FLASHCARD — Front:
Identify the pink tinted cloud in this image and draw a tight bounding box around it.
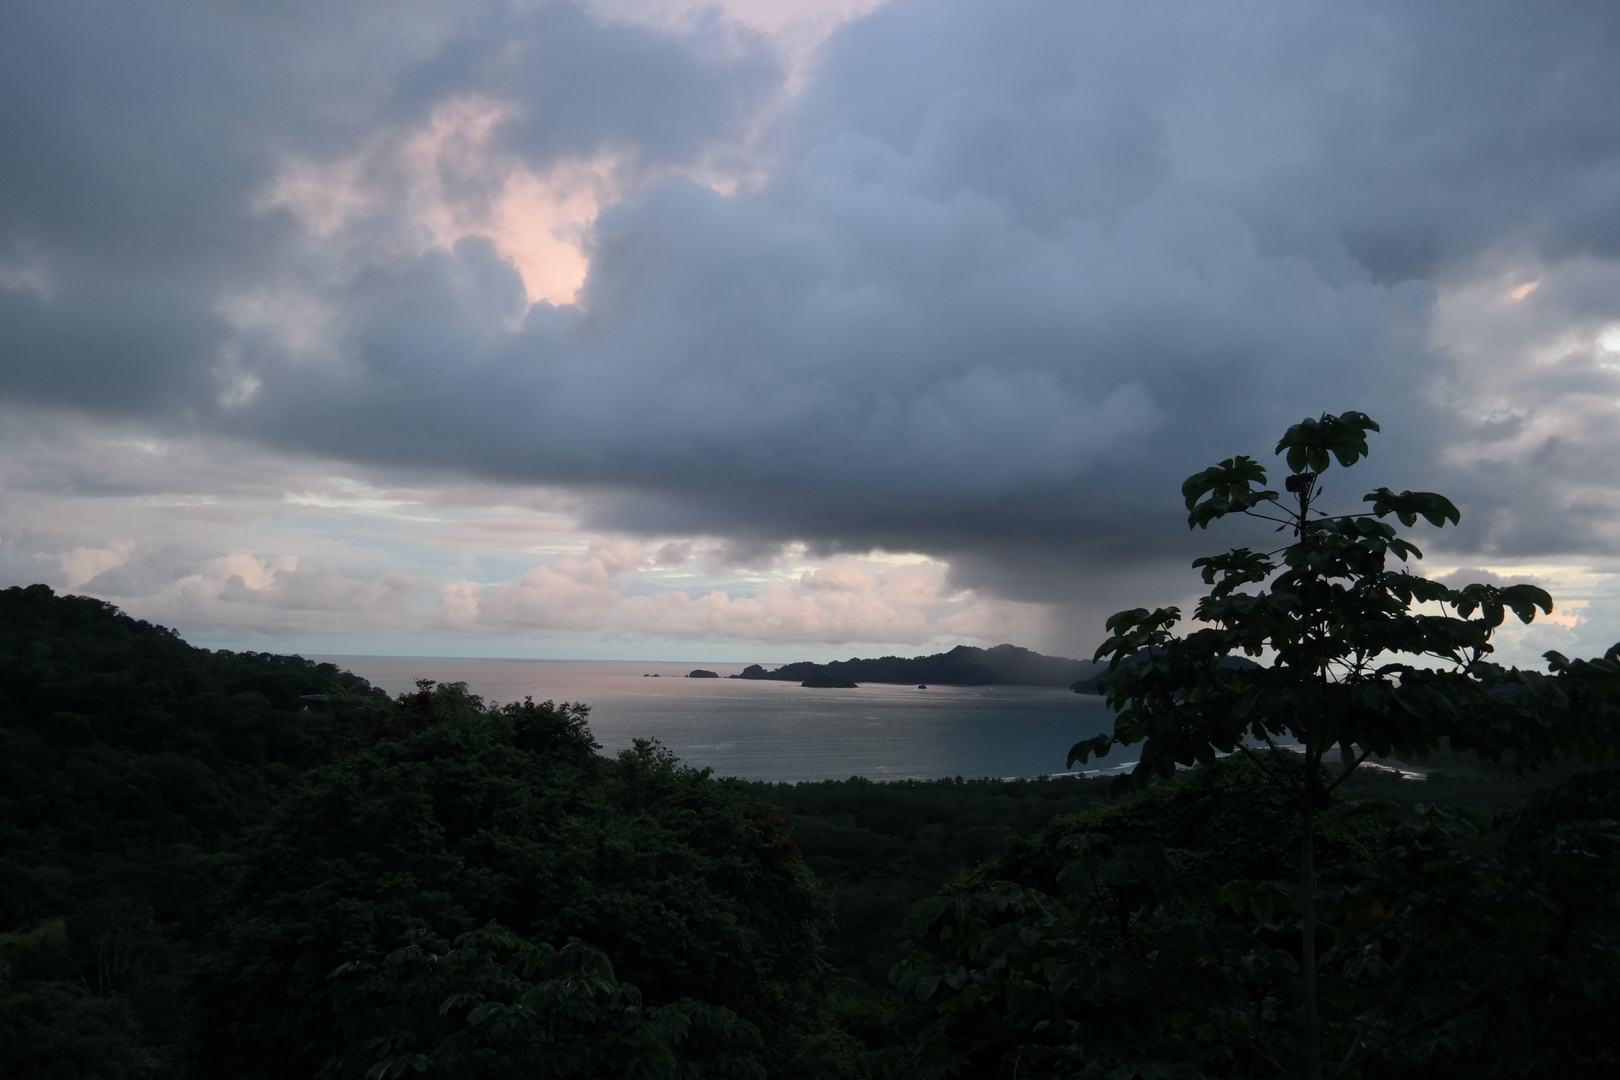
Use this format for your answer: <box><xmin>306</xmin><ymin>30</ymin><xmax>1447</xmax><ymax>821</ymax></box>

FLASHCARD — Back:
<box><xmin>441</xmin><ymin>551</ymin><xmax>1043</xmax><ymax>644</ymax></box>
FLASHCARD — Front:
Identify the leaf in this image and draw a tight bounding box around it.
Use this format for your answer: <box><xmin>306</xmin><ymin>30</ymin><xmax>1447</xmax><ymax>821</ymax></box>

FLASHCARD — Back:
<box><xmin>1500</xmin><ymin>583</ymin><xmax>1555</xmax><ymax>624</ymax></box>
<box><xmin>1275</xmin><ymin>411</ymin><xmax>1380</xmax><ymax>473</ymax></box>
<box><xmin>1182</xmin><ymin>456</ymin><xmax>1279</xmax><ymax>528</ymax></box>
<box><xmin>1182</xmin><ymin>456</ymin><xmax>1268</xmax><ymax>509</ymax></box>
<box><xmin>1364</xmin><ymin>488</ymin><xmax>1461</xmax><ymax>527</ymax></box>
<box><xmin>1068</xmin><ymin>734</ymin><xmax>1114</xmax><ymax>768</ymax></box>
<box><xmin>1452</xmin><ymin>582</ymin><xmax>1553</xmax><ymax>628</ymax></box>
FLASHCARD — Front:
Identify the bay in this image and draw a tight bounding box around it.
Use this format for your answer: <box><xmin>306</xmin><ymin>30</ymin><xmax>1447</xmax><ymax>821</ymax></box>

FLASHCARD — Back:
<box><xmin>317</xmin><ymin>656</ymin><xmax>1130</xmax><ymax>783</ymax></box>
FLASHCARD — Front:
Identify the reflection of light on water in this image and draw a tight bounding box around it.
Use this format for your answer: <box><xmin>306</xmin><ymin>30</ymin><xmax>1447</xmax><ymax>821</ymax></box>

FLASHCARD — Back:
<box><xmin>1004</xmin><ymin>761</ymin><xmax>1139</xmax><ymax>782</ymax></box>
<box><xmin>1357</xmin><ymin>761</ymin><xmax>1427</xmax><ymax>781</ymax></box>
<box><xmin>1272</xmin><ymin>741</ymin><xmax>1427</xmax><ymax>780</ymax></box>
<box><xmin>318</xmin><ymin>656</ymin><xmax>1116</xmax><ymax>782</ymax></box>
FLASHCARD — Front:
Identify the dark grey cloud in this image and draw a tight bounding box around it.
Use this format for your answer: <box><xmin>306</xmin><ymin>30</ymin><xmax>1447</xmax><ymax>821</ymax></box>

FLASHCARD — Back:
<box><xmin>0</xmin><ymin>0</ymin><xmax>779</xmax><ymax>408</ymax></box>
<box><xmin>4</xmin><ymin>0</ymin><xmax>1620</xmax><ymax>649</ymax></box>
<box><xmin>1241</xmin><ymin>1</ymin><xmax>1620</xmax><ymax>277</ymax></box>
<box><xmin>387</xmin><ymin>2</ymin><xmax>778</xmax><ymax>168</ymax></box>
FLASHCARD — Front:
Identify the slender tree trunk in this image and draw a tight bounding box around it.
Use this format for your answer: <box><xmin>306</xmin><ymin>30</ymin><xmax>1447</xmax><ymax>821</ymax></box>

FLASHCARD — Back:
<box><xmin>1293</xmin><ymin>477</ymin><xmax>1325</xmax><ymax>1080</ymax></box>
<box><xmin>1301</xmin><ymin>746</ymin><xmax>1323</xmax><ymax>1080</ymax></box>
<box><xmin>1276</xmin><ymin>475</ymin><xmax>1328</xmax><ymax>1080</ymax></box>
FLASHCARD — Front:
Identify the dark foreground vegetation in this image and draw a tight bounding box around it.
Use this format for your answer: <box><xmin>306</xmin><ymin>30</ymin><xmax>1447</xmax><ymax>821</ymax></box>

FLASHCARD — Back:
<box><xmin>1</xmin><ymin>584</ymin><xmax>1617</xmax><ymax>1079</ymax></box>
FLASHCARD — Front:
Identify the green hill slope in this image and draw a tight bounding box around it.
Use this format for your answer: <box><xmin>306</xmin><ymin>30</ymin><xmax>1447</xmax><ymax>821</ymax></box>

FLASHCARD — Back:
<box><xmin>0</xmin><ymin>585</ymin><xmax>387</xmax><ymax>1076</ymax></box>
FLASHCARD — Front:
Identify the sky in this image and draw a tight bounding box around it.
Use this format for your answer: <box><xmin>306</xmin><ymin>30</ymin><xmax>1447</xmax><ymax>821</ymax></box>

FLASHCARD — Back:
<box><xmin>2</xmin><ymin>0</ymin><xmax>1619</xmax><ymax>665</ymax></box>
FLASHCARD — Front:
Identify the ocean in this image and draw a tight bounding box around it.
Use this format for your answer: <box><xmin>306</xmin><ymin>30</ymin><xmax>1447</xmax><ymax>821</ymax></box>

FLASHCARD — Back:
<box><xmin>317</xmin><ymin>656</ymin><xmax>1130</xmax><ymax>784</ymax></box>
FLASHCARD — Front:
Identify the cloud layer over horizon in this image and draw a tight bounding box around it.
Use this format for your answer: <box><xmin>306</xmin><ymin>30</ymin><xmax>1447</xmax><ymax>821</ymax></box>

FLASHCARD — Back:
<box><xmin>3</xmin><ymin>0</ymin><xmax>1619</xmax><ymax>661</ymax></box>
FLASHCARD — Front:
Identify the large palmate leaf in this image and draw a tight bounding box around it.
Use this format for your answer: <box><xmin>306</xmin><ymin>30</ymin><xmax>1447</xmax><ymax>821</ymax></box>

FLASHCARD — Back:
<box><xmin>1182</xmin><ymin>456</ymin><xmax>1279</xmax><ymax>528</ymax></box>
<box><xmin>1274</xmin><ymin>411</ymin><xmax>1379</xmax><ymax>474</ymax></box>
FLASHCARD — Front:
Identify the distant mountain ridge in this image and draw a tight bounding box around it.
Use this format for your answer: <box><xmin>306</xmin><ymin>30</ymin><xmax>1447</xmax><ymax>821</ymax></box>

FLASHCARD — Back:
<box><xmin>732</xmin><ymin>644</ymin><xmax>1103</xmax><ymax>688</ymax></box>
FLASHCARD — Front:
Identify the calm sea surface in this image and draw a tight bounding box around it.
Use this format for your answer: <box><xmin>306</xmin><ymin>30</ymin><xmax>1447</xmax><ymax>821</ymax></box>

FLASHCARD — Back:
<box><xmin>317</xmin><ymin>657</ymin><xmax>1130</xmax><ymax>783</ymax></box>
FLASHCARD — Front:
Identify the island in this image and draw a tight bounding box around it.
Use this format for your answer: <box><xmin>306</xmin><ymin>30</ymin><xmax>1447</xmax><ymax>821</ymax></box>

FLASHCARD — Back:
<box><xmin>687</xmin><ymin>669</ymin><xmax>720</xmax><ymax>678</ymax></box>
<box><xmin>800</xmin><ymin>672</ymin><xmax>859</xmax><ymax>688</ymax></box>
<box><xmin>730</xmin><ymin>643</ymin><xmax>1103</xmax><ymax>688</ymax></box>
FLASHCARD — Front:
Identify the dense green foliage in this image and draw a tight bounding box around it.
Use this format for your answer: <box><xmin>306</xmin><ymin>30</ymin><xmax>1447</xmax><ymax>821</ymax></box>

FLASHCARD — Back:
<box><xmin>0</xmin><ymin>584</ymin><xmax>386</xmax><ymax>1078</ymax></box>
<box><xmin>0</xmin><ymin>588</ymin><xmax>863</xmax><ymax>1079</ymax></box>
<box><xmin>746</xmin><ymin>778</ymin><xmax>1114</xmax><ymax>987</ymax></box>
<box><xmin>0</xmin><ymin>583</ymin><xmax>380</xmax><ymax>922</ymax></box>
<box><xmin>4</xmin><ymin>577</ymin><xmax>1620</xmax><ymax>1080</ymax></box>
<box><xmin>193</xmin><ymin>682</ymin><xmax>838</xmax><ymax>1079</ymax></box>
<box><xmin>887</xmin><ymin>754</ymin><xmax>1620</xmax><ymax>1079</ymax></box>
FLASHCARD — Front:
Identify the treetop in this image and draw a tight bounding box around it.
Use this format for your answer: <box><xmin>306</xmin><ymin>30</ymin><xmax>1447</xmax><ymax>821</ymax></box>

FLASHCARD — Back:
<box><xmin>1274</xmin><ymin>410</ymin><xmax>1380</xmax><ymax>474</ymax></box>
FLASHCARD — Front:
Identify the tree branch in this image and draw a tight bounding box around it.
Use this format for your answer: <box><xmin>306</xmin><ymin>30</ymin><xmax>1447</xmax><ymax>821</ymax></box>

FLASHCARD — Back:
<box><xmin>1333</xmin><ymin>983</ymin><xmax>1494</xmax><ymax>1077</ymax></box>
<box><xmin>1323</xmin><ymin>748</ymin><xmax>1373</xmax><ymax>795</ymax></box>
<box><xmin>1326</xmin><ymin>925</ymin><xmax>1441</xmax><ymax>1076</ymax></box>
<box><xmin>1254</xmin><ymin>730</ymin><xmax>1305</xmax><ymax>799</ymax></box>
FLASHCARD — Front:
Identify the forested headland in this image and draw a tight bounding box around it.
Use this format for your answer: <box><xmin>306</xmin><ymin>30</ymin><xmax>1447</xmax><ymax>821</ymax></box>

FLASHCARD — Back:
<box><xmin>733</xmin><ymin>644</ymin><xmax>1101</xmax><ymax>688</ymax></box>
<box><xmin>2</xmin><ymin>580</ymin><xmax>1618</xmax><ymax>1079</ymax></box>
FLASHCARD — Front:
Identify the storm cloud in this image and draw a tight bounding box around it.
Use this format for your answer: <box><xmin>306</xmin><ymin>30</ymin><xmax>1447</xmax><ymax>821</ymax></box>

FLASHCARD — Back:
<box><xmin>3</xmin><ymin>0</ymin><xmax>1619</xmax><ymax>653</ymax></box>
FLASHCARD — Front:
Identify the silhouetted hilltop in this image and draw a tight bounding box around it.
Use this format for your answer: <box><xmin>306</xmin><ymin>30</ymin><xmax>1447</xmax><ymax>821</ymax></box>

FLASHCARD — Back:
<box><xmin>732</xmin><ymin>643</ymin><xmax>1102</xmax><ymax>688</ymax></box>
<box><xmin>0</xmin><ymin>584</ymin><xmax>388</xmax><ymax>870</ymax></box>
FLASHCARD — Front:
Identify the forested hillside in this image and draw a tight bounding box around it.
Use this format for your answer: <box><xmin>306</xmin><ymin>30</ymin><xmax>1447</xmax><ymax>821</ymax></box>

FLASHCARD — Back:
<box><xmin>0</xmin><ymin>585</ymin><xmax>386</xmax><ymax>1076</ymax></box>
<box><xmin>0</xmin><ymin>587</ymin><xmax>850</xmax><ymax>1078</ymax></box>
<box><xmin>886</xmin><ymin>754</ymin><xmax>1620</xmax><ymax>1078</ymax></box>
<box><xmin>4</xmin><ymin>584</ymin><xmax>1620</xmax><ymax>1079</ymax></box>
